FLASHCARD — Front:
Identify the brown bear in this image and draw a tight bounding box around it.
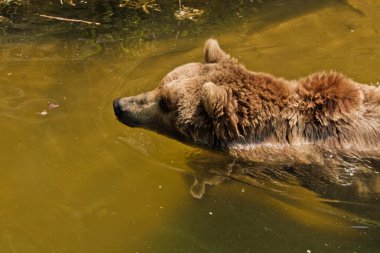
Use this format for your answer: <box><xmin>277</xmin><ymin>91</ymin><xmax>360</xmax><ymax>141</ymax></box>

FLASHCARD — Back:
<box><xmin>113</xmin><ymin>39</ymin><xmax>380</xmax><ymax>163</ymax></box>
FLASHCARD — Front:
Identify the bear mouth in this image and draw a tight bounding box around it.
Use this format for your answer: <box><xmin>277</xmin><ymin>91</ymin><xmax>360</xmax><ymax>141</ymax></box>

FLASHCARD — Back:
<box><xmin>114</xmin><ymin>112</ymin><xmax>140</xmax><ymax>128</ymax></box>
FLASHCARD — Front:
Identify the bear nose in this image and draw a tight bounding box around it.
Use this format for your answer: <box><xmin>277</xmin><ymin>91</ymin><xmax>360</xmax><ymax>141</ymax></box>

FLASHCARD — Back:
<box><xmin>113</xmin><ymin>99</ymin><xmax>123</xmax><ymax>116</ymax></box>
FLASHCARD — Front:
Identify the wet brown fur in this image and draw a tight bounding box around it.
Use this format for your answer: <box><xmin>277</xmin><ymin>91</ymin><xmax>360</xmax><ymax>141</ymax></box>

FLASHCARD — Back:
<box><xmin>115</xmin><ymin>39</ymin><xmax>380</xmax><ymax>156</ymax></box>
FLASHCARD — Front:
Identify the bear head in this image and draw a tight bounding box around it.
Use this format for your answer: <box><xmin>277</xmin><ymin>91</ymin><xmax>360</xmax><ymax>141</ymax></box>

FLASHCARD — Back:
<box><xmin>113</xmin><ymin>39</ymin><xmax>243</xmax><ymax>149</ymax></box>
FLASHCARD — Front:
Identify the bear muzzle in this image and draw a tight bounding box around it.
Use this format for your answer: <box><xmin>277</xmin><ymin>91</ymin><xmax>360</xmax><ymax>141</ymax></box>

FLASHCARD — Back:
<box><xmin>113</xmin><ymin>93</ymin><xmax>158</xmax><ymax>128</ymax></box>
<box><xmin>113</xmin><ymin>98</ymin><xmax>139</xmax><ymax>127</ymax></box>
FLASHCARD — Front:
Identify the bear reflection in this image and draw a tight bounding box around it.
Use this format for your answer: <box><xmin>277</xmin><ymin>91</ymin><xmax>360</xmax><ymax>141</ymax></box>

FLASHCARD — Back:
<box><xmin>186</xmin><ymin>151</ymin><xmax>380</xmax><ymax>200</ymax></box>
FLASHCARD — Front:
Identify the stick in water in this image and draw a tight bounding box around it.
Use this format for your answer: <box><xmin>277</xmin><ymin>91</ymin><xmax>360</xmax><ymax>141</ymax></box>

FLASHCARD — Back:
<box><xmin>39</xmin><ymin>14</ymin><xmax>100</xmax><ymax>25</ymax></box>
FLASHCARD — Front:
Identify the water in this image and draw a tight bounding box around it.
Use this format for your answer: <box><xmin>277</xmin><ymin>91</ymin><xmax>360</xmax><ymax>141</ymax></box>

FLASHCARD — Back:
<box><xmin>0</xmin><ymin>0</ymin><xmax>379</xmax><ymax>252</ymax></box>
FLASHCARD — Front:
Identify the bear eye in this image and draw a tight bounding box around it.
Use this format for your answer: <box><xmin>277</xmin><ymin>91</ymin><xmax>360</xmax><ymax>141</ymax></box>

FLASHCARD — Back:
<box><xmin>159</xmin><ymin>97</ymin><xmax>171</xmax><ymax>113</ymax></box>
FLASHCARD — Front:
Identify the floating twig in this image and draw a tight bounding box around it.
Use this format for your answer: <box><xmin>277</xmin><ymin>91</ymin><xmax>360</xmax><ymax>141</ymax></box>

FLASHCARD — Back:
<box><xmin>39</xmin><ymin>14</ymin><xmax>100</xmax><ymax>25</ymax></box>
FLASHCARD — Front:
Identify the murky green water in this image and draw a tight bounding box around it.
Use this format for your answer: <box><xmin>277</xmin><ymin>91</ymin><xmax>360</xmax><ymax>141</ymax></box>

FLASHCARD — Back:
<box><xmin>0</xmin><ymin>1</ymin><xmax>379</xmax><ymax>252</ymax></box>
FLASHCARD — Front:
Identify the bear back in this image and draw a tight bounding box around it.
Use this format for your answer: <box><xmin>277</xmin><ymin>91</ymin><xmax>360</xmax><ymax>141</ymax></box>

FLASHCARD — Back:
<box><xmin>297</xmin><ymin>71</ymin><xmax>363</xmax><ymax>122</ymax></box>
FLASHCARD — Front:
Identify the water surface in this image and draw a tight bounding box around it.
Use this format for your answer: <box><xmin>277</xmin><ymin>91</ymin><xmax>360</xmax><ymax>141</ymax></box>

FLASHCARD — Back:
<box><xmin>0</xmin><ymin>1</ymin><xmax>379</xmax><ymax>252</ymax></box>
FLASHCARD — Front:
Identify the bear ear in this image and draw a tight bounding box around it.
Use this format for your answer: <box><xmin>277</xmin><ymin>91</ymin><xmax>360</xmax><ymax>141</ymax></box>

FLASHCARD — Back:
<box><xmin>204</xmin><ymin>39</ymin><xmax>231</xmax><ymax>63</ymax></box>
<box><xmin>201</xmin><ymin>82</ymin><xmax>228</xmax><ymax>118</ymax></box>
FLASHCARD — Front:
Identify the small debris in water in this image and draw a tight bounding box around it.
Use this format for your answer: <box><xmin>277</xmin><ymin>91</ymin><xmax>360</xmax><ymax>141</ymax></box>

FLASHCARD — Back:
<box><xmin>209</xmin><ymin>211</ymin><xmax>213</xmax><ymax>215</ymax></box>
<box><xmin>241</xmin><ymin>188</ymin><xmax>245</xmax><ymax>193</ymax></box>
<box><xmin>48</xmin><ymin>102</ymin><xmax>59</xmax><ymax>109</ymax></box>
<box><xmin>175</xmin><ymin>5</ymin><xmax>204</xmax><ymax>21</ymax></box>
<box><xmin>37</xmin><ymin>110</ymin><xmax>48</xmax><ymax>116</ymax></box>
<box><xmin>37</xmin><ymin>102</ymin><xmax>59</xmax><ymax>116</ymax></box>
<box><xmin>306</xmin><ymin>250</ymin><xmax>311</xmax><ymax>253</ymax></box>
<box><xmin>158</xmin><ymin>185</ymin><xmax>162</xmax><ymax>189</ymax></box>
<box><xmin>7</xmin><ymin>72</ymin><xmax>12</xmax><ymax>76</ymax></box>
<box><xmin>350</xmin><ymin>225</ymin><xmax>369</xmax><ymax>229</ymax></box>
<box><xmin>119</xmin><ymin>0</ymin><xmax>161</xmax><ymax>14</ymax></box>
